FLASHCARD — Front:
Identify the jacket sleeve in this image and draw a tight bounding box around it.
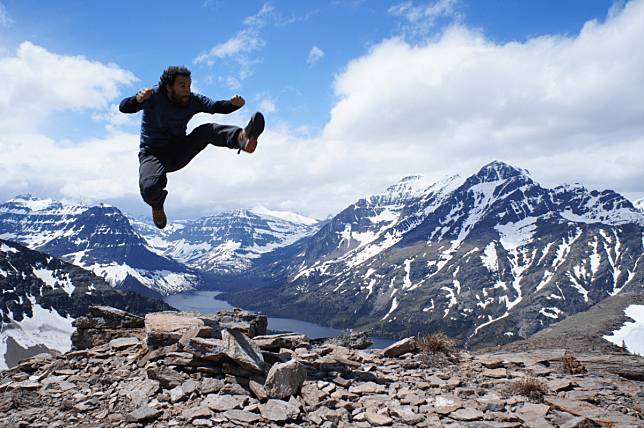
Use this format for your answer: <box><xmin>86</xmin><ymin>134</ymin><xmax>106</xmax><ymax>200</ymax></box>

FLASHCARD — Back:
<box><xmin>195</xmin><ymin>94</ymin><xmax>242</xmax><ymax>115</ymax></box>
<box><xmin>119</xmin><ymin>95</ymin><xmax>144</xmax><ymax>113</ymax></box>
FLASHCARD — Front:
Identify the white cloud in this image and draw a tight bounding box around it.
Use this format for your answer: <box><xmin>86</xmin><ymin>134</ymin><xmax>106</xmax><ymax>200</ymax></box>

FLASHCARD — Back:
<box><xmin>0</xmin><ymin>2</ymin><xmax>12</xmax><ymax>27</ymax></box>
<box><xmin>307</xmin><ymin>46</ymin><xmax>325</xmax><ymax>65</ymax></box>
<box><xmin>0</xmin><ymin>41</ymin><xmax>136</xmax><ymax>132</ymax></box>
<box><xmin>92</xmin><ymin>103</ymin><xmax>139</xmax><ymax>133</ymax></box>
<box><xmin>318</xmin><ymin>0</ymin><xmax>644</xmax><ymax>205</ymax></box>
<box><xmin>3</xmin><ymin>2</ymin><xmax>644</xmax><ymax>220</ymax></box>
<box><xmin>0</xmin><ymin>131</ymin><xmax>140</xmax><ymax>202</ymax></box>
<box><xmin>0</xmin><ymin>42</ymin><xmax>143</xmax><ymax>212</ymax></box>
<box><xmin>389</xmin><ymin>0</ymin><xmax>461</xmax><ymax>37</ymax></box>
<box><xmin>195</xmin><ymin>4</ymin><xmax>276</xmax><ymax>84</ymax></box>
<box><xmin>259</xmin><ymin>98</ymin><xmax>277</xmax><ymax>113</ymax></box>
<box><xmin>195</xmin><ymin>29</ymin><xmax>266</xmax><ymax>63</ymax></box>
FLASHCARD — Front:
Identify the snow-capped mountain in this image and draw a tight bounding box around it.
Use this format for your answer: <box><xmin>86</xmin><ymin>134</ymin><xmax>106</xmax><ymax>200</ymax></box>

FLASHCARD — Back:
<box><xmin>130</xmin><ymin>206</ymin><xmax>320</xmax><ymax>274</ymax></box>
<box><xmin>223</xmin><ymin>161</ymin><xmax>644</xmax><ymax>348</ymax></box>
<box><xmin>0</xmin><ymin>239</ymin><xmax>170</xmax><ymax>370</ymax></box>
<box><xmin>0</xmin><ymin>195</ymin><xmax>200</xmax><ymax>295</ymax></box>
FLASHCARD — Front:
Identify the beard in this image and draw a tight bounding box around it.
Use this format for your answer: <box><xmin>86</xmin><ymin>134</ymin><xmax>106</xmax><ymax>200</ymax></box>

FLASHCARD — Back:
<box><xmin>169</xmin><ymin>90</ymin><xmax>190</xmax><ymax>107</ymax></box>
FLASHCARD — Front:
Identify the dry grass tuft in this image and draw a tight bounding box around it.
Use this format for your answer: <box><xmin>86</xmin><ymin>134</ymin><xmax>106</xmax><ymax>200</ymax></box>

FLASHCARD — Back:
<box><xmin>562</xmin><ymin>351</ymin><xmax>587</xmax><ymax>375</ymax></box>
<box><xmin>417</xmin><ymin>332</ymin><xmax>457</xmax><ymax>355</ymax></box>
<box><xmin>510</xmin><ymin>376</ymin><xmax>548</xmax><ymax>401</ymax></box>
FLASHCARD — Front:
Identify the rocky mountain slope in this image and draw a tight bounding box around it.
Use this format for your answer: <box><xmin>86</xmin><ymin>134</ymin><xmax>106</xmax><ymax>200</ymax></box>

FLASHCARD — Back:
<box><xmin>130</xmin><ymin>207</ymin><xmax>319</xmax><ymax>275</ymax></box>
<box><xmin>0</xmin><ymin>239</ymin><xmax>172</xmax><ymax>370</ymax></box>
<box><xmin>497</xmin><ymin>291</ymin><xmax>644</xmax><ymax>354</ymax></box>
<box><xmin>1</xmin><ymin>306</ymin><xmax>641</xmax><ymax>427</ymax></box>
<box><xmin>0</xmin><ymin>195</ymin><xmax>200</xmax><ymax>295</ymax></box>
<box><xmin>223</xmin><ymin>161</ymin><xmax>644</xmax><ymax>348</ymax></box>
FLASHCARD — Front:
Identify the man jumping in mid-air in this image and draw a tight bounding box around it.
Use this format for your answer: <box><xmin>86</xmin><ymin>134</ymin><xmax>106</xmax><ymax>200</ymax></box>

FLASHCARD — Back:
<box><xmin>119</xmin><ymin>65</ymin><xmax>265</xmax><ymax>229</ymax></box>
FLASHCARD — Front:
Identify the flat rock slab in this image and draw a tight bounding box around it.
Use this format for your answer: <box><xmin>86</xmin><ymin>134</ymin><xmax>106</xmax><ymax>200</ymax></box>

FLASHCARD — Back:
<box><xmin>349</xmin><ymin>381</ymin><xmax>386</xmax><ymax>394</ymax></box>
<box><xmin>205</xmin><ymin>394</ymin><xmax>248</xmax><ymax>411</ymax></box>
<box><xmin>259</xmin><ymin>399</ymin><xmax>301</xmax><ymax>422</ymax></box>
<box><xmin>547</xmin><ymin>378</ymin><xmax>576</xmax><ymax>392</ymax></box>
<box><xmin>109</xmin><ymin>336</ymin><xmax>140</xmax><ymax>350</ymax></box>
<box><xmin>382</xmin><ymin>337</ymin><xmax>417</xmax><ymax>358</ymax></box>
<box><xmin>516</xmin><ymin>403</ymin><xmax>552</xmax><ymax>428</ymax></box>
<box><xmin>449</xmin><ymin>408</ymin><xmax>484</xmax><ymax>421</ymax></box>
<box><xmin>181</xmin><ymin>406</ymin><xmax>212</xmax><ymax>421</ymax></box>
<box><xmin>223</xmin><ymin>409</ymin><xmax>261</xmax><ymax>423</ymax></box>
<box><xmin>11</xmin><ymin>381</ymin><xmax>40</xmax><ymax>390</ymax></box>
<box><xmin>199</xmin><ymin>378</ymin><xmax>224</xmax><ymax>395</ymax></box>
<box><xmin>390</xmin><ymin>406</ymin><xmax>424</xmax><ymax>424</ymax></box>
<box><xmin>432</xmin><ymin>395</ymin><xmax>464</xmax><ymax>414</ymax></box>
<box><xmin>365</xmin><ymin>412</ymin><xmax>393</xmax><ymax>425</ymax></box>
<box><xmin>185</xmin><ymin>337</ymin><xmax>227</xmax><ymax>361</ymax></box>
<box><xmin>87</xmin><ymin>305</ymin><xmax>145</xmax><ymax>328</ymax></box>
<box><xmin>476</xmin><ymin>356</ymin><xmax>505</xmax><ymax>369</ymax></box>
<box><xmin>145</xmin><ymin>312</ymin><xmax>219</xmax><ymax>348</ymax></box>
<box><xmin>545</xmin><ymin>397</ymin><xmax>641</xmax><ymax>427</ymax></box>
<box><xmin>483</xmin><ymin>368</ymin><xmax>508</xmax><ymax>378</ymax></box>
<box><xmin>126</xmin><ymin>406</ymin><xmax>162</xmax><ymax>423</ymax></box>
<box><xmin>125</xmin><ymin>379</ymin><xmax>160</xmax><ymax>407</ymax></box>
<box><xmin>252</xmin><ymin>333</ymin><xmax>310</xmax><ymax>351</ymax></box>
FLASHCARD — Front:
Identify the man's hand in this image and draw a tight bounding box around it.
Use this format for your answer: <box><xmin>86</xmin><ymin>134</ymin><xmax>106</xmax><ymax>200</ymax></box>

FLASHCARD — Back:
<box><xmin>230</xmin><ymin>94</ymin><xmax>245</xmax><ymax>107</ymax></box>
<box><xmin>136</xmin><ymin>88</ymin><xmax>153</xmax><ymax>103</ymax></box>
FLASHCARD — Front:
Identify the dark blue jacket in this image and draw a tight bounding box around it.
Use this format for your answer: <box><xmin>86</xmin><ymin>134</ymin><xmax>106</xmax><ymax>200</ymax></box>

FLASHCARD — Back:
<box><xmin>119</xmin><ymin>87</ymin><xmax>240</xmax><ymax>150</ymax></box>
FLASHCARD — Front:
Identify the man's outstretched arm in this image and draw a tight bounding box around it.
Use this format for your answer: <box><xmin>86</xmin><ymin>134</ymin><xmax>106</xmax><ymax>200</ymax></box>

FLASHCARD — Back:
<box><xmin>198</xmin><ymin>94</ymin><xmax>246</xmax><ymax>115</ymax></box>
<box><xmin>119</xmin><ymin>88</ymin><xmax>153</xmax><ymax>113</ymax></box>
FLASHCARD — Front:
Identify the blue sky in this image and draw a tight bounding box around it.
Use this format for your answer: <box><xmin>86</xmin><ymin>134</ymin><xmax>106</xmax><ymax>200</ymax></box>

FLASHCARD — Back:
<box><xmin>0</xmin><ymin>0</ymin><xmax>642</xmax><ymax>219</ymax></box>
<box><xmin>1</xmin><ymin>0</ymin><xmax>614</xmax><ymax>140</ymax></box>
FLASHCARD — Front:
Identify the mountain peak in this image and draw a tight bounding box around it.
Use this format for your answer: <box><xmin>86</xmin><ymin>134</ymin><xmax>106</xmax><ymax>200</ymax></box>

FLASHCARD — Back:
<box><xmin>249</xmin><ymin>206</ymin><xmax>318</xmax><ymax>225</ymax></box>
<box><xmin>476</xmin><ymin>161</ymin><xmax>530</xmax><ymax>182</ymax></box>
<box><xmin>384</xmin><ymin>174</ymin><xmax>435</xmax><ymax>195</ymax></box>
<box><xmin>7</xmin><ymin>194</ymin><xmax>57</xmax><ymax>211</ymax></box>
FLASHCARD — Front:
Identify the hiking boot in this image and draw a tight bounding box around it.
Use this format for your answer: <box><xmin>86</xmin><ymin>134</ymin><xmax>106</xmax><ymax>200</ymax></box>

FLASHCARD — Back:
<box><xmin>152</xmin><ymin>190</ymin><xmax>168</xmax><ymax>229</ymax></box>
<box><xmin>238</xmin><ymin>112</ymin><xmax>265</xmax><ymax>154</ymax></box>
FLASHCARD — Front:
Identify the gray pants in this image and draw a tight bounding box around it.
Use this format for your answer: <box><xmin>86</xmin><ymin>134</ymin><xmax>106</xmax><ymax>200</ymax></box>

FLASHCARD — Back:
<box><xmin>138</xmin><ymin>123</ymin><xmax>241</xmax><ymax>207</ymax></box>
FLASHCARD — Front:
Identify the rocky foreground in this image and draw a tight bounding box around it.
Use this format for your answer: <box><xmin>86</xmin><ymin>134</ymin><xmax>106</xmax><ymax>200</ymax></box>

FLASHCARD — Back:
<box><xmin>0</xmin><ymin>307</ymin><xmax>642</xmax><ymax>427</ymax></box>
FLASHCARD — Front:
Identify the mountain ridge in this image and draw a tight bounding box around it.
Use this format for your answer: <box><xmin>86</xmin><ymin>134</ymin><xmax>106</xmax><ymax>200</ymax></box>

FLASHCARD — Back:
<box><xmin>221</xmin><ymin>161</ymin><xmax>644</xmax><ymax>348</ymax></box>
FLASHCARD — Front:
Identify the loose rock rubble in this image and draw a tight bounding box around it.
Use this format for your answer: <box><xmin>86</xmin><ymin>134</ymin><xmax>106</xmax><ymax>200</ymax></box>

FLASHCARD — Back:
<box><xmin>1</xmin><ymin>306</ymin><xmax>642</xmax><ymax>427</ymax></box>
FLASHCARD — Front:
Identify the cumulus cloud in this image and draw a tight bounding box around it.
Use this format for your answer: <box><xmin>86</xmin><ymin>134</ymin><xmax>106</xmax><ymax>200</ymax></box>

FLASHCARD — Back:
<box><xmin>0</xmin><ymin>41</ymin><xmax>136</xmax><ymax>132</ymax></box>
<box><xmin>320</xmin><ymin>0</ymin><xmax>644</xmax><ymax>204</ymax></box>
<box><xmin>307</xmin><ymin>46</ymin><xmax>325</xmax><ymax>65</ymax></box>
<box><xmin>0</xmin><ymin>42</ymin><xmax>141</xmax><ymax>210</ymax></box>
<box><xmin>0</xmin><ymin>131</ymin><xmax>140</xmax><ymax>202</ymax></box>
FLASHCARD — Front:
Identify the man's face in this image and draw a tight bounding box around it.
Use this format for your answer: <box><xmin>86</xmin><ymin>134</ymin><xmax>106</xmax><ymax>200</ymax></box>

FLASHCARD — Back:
<box><xmin>167</xmin><ymin>75</ymin><xmax>191</xmax><ymax>106</ymax></box>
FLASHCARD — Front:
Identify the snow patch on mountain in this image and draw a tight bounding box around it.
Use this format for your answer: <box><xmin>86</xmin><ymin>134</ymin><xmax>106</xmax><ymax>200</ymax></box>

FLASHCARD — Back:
<box><xmin>32</xmin><ymin>268</ymin><xmax>75</xmax><ymax>296</ymax></box>
<box><xmin>0</xmin><ymin>296</ymin><xmax>74</xmax><ymax>370</ymax></box>
<box><xmin>495</xmin><ymin>217</ymin><xmax>538</xmax><ymax>251</ymax></box>
<box><xmin>481</xmin><ymin>243</ymin><xmax>498</xmax><ymax>272</ymax></box>
<box><xmin>634</xmin><ymin>197</ymin><xmax>644</xmax><ymax>213</ymax></box>
<box><xmin>250</xmin><ymin>206</ymin><xmax>318</xmax><ymax>226</ymax></box>
<box><xmin>603</xmin><ymin>304</ymin><xmax>644</xmax><ymax>356</ymax></box>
